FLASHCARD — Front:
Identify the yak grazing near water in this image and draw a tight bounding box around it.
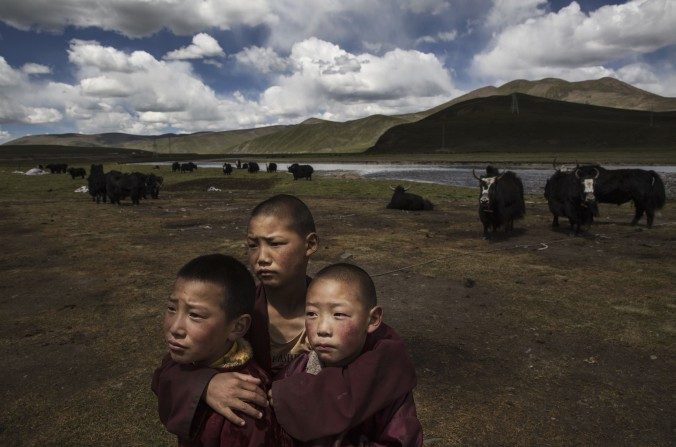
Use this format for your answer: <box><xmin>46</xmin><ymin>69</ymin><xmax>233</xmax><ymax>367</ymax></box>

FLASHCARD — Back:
<box><xmin>223</xmin><ymin>163</ymin><xmax>233</xmax><ymax>175</ymax></box>
<box><xmin>544</xmin><ymin>165</ymin><xmax>600</xmax><ymax>234</ymax></box>
<box><xmin>248</xmin><ymin>162</ymin><xmax>260</xmax><ymax>173</ymax></box>
<box><xmin>386</xmin><ymin>185</ymin><xmax>433</xmax><ymax>211</ymax></box>
<box><xmin>579</xmin><ymin>164</ymin><xmax>665</xmax><ymax>228</ymax></box>
<box><xmin>288</xmin><ymin>163</ymin><xmax>314</xmax><ymax>180</ymax></box>
<box><xmin>474</xmin><ymin>166</ymin><xmax>525</xmax><ymax>239</ymax></box>
<box><xmin>180</xmin><ymin>162</ymin><xmax>197</xmax><ymax>173</ymax></box>
<box><xmin>267</xmin><ymin>162</ymin><xmax>277</xmax><ymax>173</ymax></box>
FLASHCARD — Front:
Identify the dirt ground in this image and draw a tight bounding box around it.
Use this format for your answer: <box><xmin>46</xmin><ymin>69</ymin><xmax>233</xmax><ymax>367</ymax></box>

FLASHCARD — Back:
<box><xmin>0</xmin><ymin>166</ymin><xmax>673</xmax><ymax>446</ymax></box>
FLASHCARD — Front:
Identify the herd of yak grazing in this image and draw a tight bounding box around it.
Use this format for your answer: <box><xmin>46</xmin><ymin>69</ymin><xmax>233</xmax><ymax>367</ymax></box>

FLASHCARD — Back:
<box><xmin>386</xmin><ymin>162</ymin><xmax>666</xmax><ymax>238</ymax></box>
<box><xmin>42</xmin><ymin>160</ymin><xmax>666</xmax><ymax>238</ymax></box>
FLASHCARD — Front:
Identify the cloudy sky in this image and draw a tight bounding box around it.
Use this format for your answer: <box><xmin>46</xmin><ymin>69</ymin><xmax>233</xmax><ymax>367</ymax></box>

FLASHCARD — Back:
<box><xmin>0</xmin><ymin>0</ymin><xmax>675</xmax><ymax>142</ymax></box>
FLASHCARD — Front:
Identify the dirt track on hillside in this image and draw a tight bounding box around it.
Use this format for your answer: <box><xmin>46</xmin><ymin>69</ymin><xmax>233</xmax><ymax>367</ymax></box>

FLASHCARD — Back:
<box><xmin>0</xmin><ymin>172</ymin><xmax>674</xmax><ymax>446</ymax></box>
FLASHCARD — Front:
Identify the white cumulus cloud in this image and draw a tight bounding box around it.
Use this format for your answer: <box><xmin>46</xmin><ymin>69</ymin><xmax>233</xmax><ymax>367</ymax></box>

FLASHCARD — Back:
<box><xmin>235</xmin><ymin>46</ymin><xmax>290</xmax><ymax>74</ymax></box>
<box><xmin>0</xmin><ymin>0</ymin><xmax>276</xmax><ymax>37</ymax></box>
<box><xmin>260</xmin><ymin>38</ymin><xmax>459</xmax><ymax>120</ymax></box>
<box><xmin>485</xmin><ymin>0</ymin><xmax>547</xmax><ymax>30</ymax></box>
<box><xmin>164</xmin><ymin>33</ymin><xmax>225</xmax><ymax>60</ymax></box>
<box><xmin>472</xmin><ymin>0</ymin><xmax>676</xmax><ymax>84</ymax></box>
<box><xmin>416</xmin><ymin>30</ymin><xmax>458</xmax><ymax>45</ymax></box>
<box><xmin>21</xmin><ymin>63</ymin><xmax>52</xmax><ymax>75</ymax></box>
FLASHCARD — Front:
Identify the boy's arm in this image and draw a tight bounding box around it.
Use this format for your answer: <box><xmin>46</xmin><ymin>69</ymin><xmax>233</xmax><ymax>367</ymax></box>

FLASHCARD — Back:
<box><xmin>271</xmin><ymin>325</ymin><xmax>417</xmax><ymax>441</ymax></box>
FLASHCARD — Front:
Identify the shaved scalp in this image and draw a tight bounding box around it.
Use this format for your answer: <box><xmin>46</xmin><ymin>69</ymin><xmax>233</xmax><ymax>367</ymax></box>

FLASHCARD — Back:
<box><xmin>177</xmin><ymin>254</ymin><xmax>255</xmax><ymax>320</ymax></box>
<box><xmin>251</xmin><ymin>194</ymin><xmax>316</xmax><ymax>236</ymax></box>
<box><xmin>313</xmin><ymin>263</ymin><xmax>377</xmax><ymax>309</ymax></box>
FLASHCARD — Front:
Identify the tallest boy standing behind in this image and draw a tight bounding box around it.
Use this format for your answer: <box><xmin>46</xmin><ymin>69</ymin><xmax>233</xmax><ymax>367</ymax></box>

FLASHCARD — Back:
<box><xmin>154</xmin><ymin>194</ymin><xmax>417</xmax><ymax>441</ymax></box>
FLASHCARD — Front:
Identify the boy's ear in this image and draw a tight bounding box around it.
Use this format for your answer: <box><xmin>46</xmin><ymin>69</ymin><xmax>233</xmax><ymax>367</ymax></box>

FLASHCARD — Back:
<box><xmin>227</xmin><ymin>314</ymin><xmax>252</xmax><ymax>341</ymax></box>
<box><xmin>305</xmin><ymin>232</ymin><xmax>318</xmax><ymax>257</ymax></box>
<box><xmin>366</xmin><ymin>306</ymin><xmax>383</xmax><ymax>334</ymax></box>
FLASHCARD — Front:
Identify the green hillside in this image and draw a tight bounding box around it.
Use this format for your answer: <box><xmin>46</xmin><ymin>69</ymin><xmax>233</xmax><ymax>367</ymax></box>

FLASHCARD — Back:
<box><xmin>232</xmin><ymin>114</ymin><xmax>411</xmax><ymax>153</ymax></box>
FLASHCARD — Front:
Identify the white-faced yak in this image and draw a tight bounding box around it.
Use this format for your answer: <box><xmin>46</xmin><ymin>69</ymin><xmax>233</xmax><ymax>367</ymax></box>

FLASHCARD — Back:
<box><xmin>474</xmin><ymin>166</ymin><xmax>525</xmax><ymax>239</ymax></box>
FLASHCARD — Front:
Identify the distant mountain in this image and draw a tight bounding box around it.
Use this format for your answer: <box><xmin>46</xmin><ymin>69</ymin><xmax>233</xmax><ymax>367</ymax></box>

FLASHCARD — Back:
<box><xmin>7</xmin><ymin>126</ymin><xmax>289</xmax><ymax>154</ymax></box>
<box><xmin>6</xmin><ymin>77</ymin><xmax>676</xmax><ymax>154</ymax></box>
<box><xmin>368</xmin><ymin>93</ymin><xmax>676</xmax><ymax>154</ymax></box>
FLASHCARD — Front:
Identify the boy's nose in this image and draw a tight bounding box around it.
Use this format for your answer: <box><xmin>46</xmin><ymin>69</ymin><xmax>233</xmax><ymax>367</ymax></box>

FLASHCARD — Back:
<box><xmin>316</xmin><ymin>318</ymin><xmax>331</xmax><ymax>337</ymax></box>
<box><xmin>169</xmin><ymin>316</ymin><xmax>186</xmax><ymax>338</ymax></box>
<box><xmin>257</xmin><ymin>246</ymin><xmax>272</xmax><ymax>265</ymax></box>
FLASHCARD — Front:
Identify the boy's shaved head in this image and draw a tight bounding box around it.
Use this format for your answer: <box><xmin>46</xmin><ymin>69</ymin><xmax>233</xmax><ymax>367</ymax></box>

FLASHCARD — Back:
<box><xmin>250</xmin><ymin>194</ymin><xmax>316</xmax><ymax>236</ymax></box>
<box><xmin>313</xmin><ymin>263</ymin><xmax>377</xmax><ymax>309</ymax></box>
<box><xmin>177</xmin><ymin>254</ymin><xmax>255</xmax><ymax>319</ymax></box>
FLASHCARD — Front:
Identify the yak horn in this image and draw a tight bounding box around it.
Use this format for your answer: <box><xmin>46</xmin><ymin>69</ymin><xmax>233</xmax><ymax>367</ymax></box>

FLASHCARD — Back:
<box><xmin>574</xmin><ymin>169</ymin><xmax>580</xmax><ymax>179</ymax></box>
<box><xmin>472</xmin><ymin>169</ymin><xmax>481</xmax><ymax>180</ymax></box>
<box><xmin>403</xmin><ymin>186</ymin><xmax>410</xmax><ymax>191</ymax></box>
<box><xmin>593</xmin><ymin>168</ymin><xmax>599</xmax><ymax>179</ymax></box>
<box><xmin>552</xmin><ymin>157</ymin><xmax>559</xmax><ymax>170</ymax></box>
<box><xmin>389</xmin><ymin>185</ymin><xmax>396</xmax><ymax>191</ymax></box>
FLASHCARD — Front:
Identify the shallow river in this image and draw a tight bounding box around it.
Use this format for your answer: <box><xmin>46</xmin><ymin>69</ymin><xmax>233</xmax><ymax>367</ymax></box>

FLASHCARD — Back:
<box><xmin>145</xmin><ymin>162</ymin><xmax>676</xmax><ymax>195</ymax></box>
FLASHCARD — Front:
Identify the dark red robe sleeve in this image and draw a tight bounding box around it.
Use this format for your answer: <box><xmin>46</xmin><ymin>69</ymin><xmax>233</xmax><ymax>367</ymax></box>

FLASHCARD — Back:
<box><xmin>367</xmin><ymin>392</ymin><xmax>423</xmax><ymax>447</ymax></box>
<box><xmin>152</xmin><ymin>354</ymin><xmax>219</xmax><ymax>440</ymax></box>
<box><xmin>271</xmin><ymin>324</ymin><xmax>417</xmax><ymax>442</ymax></box>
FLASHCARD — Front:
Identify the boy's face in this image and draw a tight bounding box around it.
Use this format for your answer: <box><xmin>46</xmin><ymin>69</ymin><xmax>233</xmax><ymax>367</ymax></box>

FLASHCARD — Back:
<box><xmin>163</xmin><ymin>278</ymin><xmax>234</xmax><ymax>366</ymax></box>
<box><xmin>305</xmin><ymin>278</ymin><xmax>382</xmax><ymax>367</ymax></box>
<box><xmin>247</xmin><ymin>214</ymin><xmax>317</xmax><ymax>289</ymax></box>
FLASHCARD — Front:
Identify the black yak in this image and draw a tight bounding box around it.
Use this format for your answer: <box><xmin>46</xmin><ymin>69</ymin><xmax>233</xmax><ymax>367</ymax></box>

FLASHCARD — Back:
<box><xmin>46</xmin><ymin>163</ymin><xmax>68</xmax><ymax>173</ymax></box>
<box><xmin>267</xmin><ymin>162</ymin><xmax>277</xmax><ymax>173</ymax></box>
<box><xmin>248</xmin><ymin>162</ymin><xmax>260</xmax><ymax>173</ymax></box>
<box><xmin>180</xmin><ymin>162</ymin><xmax>197</xmax><ymax>173</ymax></box>
<box><xmin>223</xmin><ymin>163</ymin><xmax>233</xmax><ymax>175</ymax></box>
<box><xmin>288</xmin><ymin>163</ymin><xmax>313</xmax><ymax>180</ymax></box>
<box><xmin>544</xmin><ymin>165</ymin><xmax>600</xmax><ymax>234</ymax></box>
<box><xmin>146</xmin><ymin>174</ymin><xmax>163</xmax><ymax>199</ymax></box>
<box><xmin>67</xmin><ymin>167</ymin><xmax>87</xmax><ymax>179</ymax></box>
<box><xmin>105</xmin><ymin>171</ymin><xmax>147</xmax><ymax>205</ymax></box>
<box><xmin>87</xmin><ymin>164</ymin><xmax>107</xmax><ymax>203</ymax></box>
<box><xmin>386</xmin><ymin>185</ymin><xmax>433</xmax><ymax>211</ymax></box>
<box><xmin>473</xmin><ymin>166</ymin><xmax>525</xmax><ymax>239</ymax></box>
<box><xmin>171</xmin><ymin>162</ymin><xmax>181</xmax><ymax>172</ymax></box>
<box><xmin>579</xmin><ymin>164</ymin><xmax>666</xmax><ymax>228</ymax></box>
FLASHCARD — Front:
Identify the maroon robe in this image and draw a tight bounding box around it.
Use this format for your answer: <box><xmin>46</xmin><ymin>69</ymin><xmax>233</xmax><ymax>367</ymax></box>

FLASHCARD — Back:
<box><xmin>272</xmin><ymin>326</ymin><xmax>422</xmax><ymax>445</ymax></box>
<box><xmin>153</xmin><ymin>282</ymin><xmax>417</xmax><ymax>441</ymax></box>
<box><xmin>152</xmin><ymin>354</ymin><xmax>292</xmax><ymax>447</ymax></box>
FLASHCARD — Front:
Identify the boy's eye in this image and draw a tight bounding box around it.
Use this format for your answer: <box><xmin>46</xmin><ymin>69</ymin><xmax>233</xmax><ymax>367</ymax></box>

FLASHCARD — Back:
<box><xmin>334</xmin><ymin>313</ymin><xmax>349</xmax><ymax>318</ymax></box>
<box><xmin>166</xmin><ymin>304</ymin><xmax>176</xmax><ymax>313</ymax></box>
<box><xmin>306</xmin><ymin>311</ymin><xmax>317</xmax><ymax>318</ymax></box>
<box><xmin>189</xmin><ymin>312</ymin><xmax>204</xmax><ymax>320</ymax></box>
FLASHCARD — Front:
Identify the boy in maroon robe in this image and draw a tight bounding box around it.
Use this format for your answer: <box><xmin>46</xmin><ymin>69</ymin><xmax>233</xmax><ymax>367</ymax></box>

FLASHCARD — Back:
<box><xmin>153</xmin><ymin>195</ymin><xmax>417</xmax><ymax>441</ymax></box>
<box><xmin>151</xmin><ymin>254</ymin><xmax>291</xmax><ymax>446</ymax></box>
<box><xmin>272</xmin><ymin>263</ymin><xmax>423</xmax><ymax>446</ymax></box>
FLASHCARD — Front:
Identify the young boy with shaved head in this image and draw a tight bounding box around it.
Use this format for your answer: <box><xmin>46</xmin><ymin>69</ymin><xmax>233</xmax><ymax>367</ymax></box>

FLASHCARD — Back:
<box><xmin>153</xmin><ymin>194</ymin><xmax>417</xmax><ymax>442</ymax></box>
<box><xmin>152</xmin><ymin>254</ymin><xmax>290</xmax><ymax>446</ymax></box>
<box><xmin>272</xmin><ymin>263</ymin><xmax>423</xmax><ymax>446</ymax></box>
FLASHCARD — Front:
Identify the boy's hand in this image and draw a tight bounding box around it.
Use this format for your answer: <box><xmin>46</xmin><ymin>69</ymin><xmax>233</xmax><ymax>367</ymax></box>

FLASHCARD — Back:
<box><xmin>267</xmin><ymin>389</ymin><xmax>273</xmax><ymax>407</ymax></box>
<box><xmin>205</xmin><ymin>372</ymin><xmax>268</xmax><ymax>426</ymax></box>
